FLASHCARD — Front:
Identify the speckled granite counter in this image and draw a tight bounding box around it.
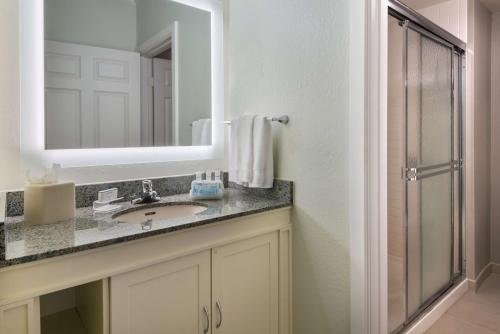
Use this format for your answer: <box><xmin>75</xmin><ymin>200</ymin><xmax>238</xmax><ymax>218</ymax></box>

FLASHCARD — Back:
<box><xmin>0</xmin><ymin>180</ymin><xmax>292</xmax><ymax>268</ymax></box>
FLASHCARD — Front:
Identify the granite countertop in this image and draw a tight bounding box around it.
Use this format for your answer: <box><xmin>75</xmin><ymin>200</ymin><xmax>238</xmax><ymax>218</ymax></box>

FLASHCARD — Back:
<box><xmin>1</xmin><ymin>184</ymin><xmax>292</xmax><ymax>268</ymax></box>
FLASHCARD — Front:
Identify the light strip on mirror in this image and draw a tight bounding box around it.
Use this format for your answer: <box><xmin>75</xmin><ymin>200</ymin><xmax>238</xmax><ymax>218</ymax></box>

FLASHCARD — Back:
<box><xmin>19</xmin><ymin>0</ymin><xmax>224</xmax><ymax>168</ymax></box>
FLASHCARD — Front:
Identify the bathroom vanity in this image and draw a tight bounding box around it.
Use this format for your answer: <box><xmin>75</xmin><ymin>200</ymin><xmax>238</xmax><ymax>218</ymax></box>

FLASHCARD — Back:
<box><xmin>4</xmin><ymin>0</ymin><xmax>294</xmax><ymax>332</ymax></box>
<box><xmin>0</xmin><ymin>178</ymin><xmax>293</xmax><ymax>334</ymax></box>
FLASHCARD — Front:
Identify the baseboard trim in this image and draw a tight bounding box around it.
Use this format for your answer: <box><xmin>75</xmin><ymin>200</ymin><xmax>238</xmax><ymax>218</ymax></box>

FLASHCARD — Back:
<box><xmin>469</xmin><ymin>262</ymin><xmax>500</xmax><ymax>291</ymax></box>
<box><xmin>404</xmin><ymin>279</ymin><xmax>469</xmax><ymax>334</ymax></box>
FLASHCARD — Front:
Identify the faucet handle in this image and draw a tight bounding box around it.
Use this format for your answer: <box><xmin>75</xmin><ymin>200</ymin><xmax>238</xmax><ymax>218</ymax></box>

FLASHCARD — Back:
<box><xmin>130</xmin><ymin>194</ymin><xmax>141</xmax><ymax>205</ymax></box>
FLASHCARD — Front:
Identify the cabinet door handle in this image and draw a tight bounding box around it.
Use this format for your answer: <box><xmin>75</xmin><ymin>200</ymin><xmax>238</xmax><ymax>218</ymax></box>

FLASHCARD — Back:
<box><xmin>202</xmin><ymin>306</ymin><xmax>210</xmax><ymax>334</ymax></box>
<box><xmin>216</xmin><ymin>300</ymin><xmax>223</xmax><ymax>329</ymax></box>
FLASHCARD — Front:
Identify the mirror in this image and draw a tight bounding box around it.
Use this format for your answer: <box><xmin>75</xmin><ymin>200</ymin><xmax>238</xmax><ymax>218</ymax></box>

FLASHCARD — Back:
<box><xmin>44</xmin><ymin>0</ymin><xmax>212</xmax><ymax>149</ymax></box>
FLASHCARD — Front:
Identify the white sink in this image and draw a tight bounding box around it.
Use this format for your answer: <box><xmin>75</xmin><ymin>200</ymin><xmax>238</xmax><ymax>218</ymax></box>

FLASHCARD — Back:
<box><xmin>113</xmin><ymin>203</ymin><xmax>207</xmax><ymax>224</ymax></box>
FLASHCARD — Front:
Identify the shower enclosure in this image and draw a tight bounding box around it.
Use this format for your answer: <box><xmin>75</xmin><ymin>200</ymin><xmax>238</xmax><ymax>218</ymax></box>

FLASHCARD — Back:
<box><xmin>387</xmin><ymin>2</ymin><xmax>465</xmax><ymax>332</ymax></box>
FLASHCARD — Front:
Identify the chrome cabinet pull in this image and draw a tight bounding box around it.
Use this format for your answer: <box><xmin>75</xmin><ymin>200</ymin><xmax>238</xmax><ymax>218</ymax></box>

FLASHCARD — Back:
<box><xmin>202</xmin><ymin>306</ymin><xmax>210</xmax><ymax>334</ymax></box>
<box><xmin>216</xmin><ymin>301</ymin><xmax>223</xmax><ymax>329</ymax></box>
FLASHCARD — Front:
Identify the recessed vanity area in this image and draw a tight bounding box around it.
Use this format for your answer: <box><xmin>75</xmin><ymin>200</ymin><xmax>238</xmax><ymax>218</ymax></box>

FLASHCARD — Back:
<box><xmin>39</xmin><ymin>280</ymin><xmax>108</xmax><ymax>334</ymax></box>
<box><xmin>0</xmin><ymin>177</ymin><xmax>293</xmax><ymax>334</ymax></box>
<box><xmin>0</xmin><ymin>0</ymin><xmax>292</xmax><ymax>333</ymax></box>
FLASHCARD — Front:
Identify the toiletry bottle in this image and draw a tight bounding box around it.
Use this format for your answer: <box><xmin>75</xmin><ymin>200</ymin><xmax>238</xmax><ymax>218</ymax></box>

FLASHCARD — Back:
<box><xmin>190</xmin><ymin>171</ymin><xmax>223</xmax><ymax>200</ymax></box>
<box><xmin>214</xmin><ymin>169</ymin><xmax>224</xmax><ymax>192</ymax></box>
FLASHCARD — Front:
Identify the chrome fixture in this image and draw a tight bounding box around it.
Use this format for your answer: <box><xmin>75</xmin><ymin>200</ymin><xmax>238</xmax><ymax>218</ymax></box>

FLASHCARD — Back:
<box><xmin>131</xmin><ymin>180</ymin><xmax>161</xmax><ymax>205</ymax></box>
<box><xmin>202</xmin><ymin>306</ymin><xmax>210</xmax><ymax>334</ymax></box>
<box><xmin>215</xmin><ymin>300</ymin><xmax>223</xmax><ymax>329</ymax></box>
<box><xmin>189</xmin><ymin>115</ymin><xmax>290</xmax><ymax>127</ymax></box>
<box><xmin>223</xmin><ymin>115</ymin><xmax>290</xmax><ymax>125</ymax></box>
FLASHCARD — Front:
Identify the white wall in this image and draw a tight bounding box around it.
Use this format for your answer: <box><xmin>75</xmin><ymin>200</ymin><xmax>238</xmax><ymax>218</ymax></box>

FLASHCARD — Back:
<box><xmin>136</xmin><ymin>0</ymin><xmax>212</xmax><ymax>146</ymax></box>
<box><xmin>472</xmin><ymin>0</ymin><xmax>492</xmax><ymax>277</ymax></box>
<box><xmin>44</xmin><ymin>0</ymin><xmax>137</xmax><ymax>51</ymax></box>
<box><xmin>490</xmin><ymin>11</ymin><xmax>500</xmax><ymax>263</ymax></box>
<box><xmin>225</xmin><ymin>0</ymin><xmax>351</xmax><ymax>332</ymax></box>
<box><xmin>0</xmin><ymin>0</ymin><xmax>23</xmax><ymax>190</ymax></box>
<box><xmin>0</xmin><ymin>0</ymin><xmax>224</xmax><ymax>191</ymax></box>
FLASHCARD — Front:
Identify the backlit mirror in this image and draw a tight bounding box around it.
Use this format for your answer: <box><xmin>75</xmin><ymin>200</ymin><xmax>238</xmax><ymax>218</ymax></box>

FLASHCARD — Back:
<box><xmin>44</xmin><ymin>0</ymin><xmax>212</xmax><ymax>149</ymax></box>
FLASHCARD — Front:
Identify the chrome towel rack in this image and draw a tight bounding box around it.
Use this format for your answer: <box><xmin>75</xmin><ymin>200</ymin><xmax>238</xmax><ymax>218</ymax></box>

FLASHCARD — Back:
<box><xmin>189</xmin><ymin>115</ymin><xmax>289</xmax><ymax>127</ymax></box>
<box><xmin>223</xmin><ymin>115</ymin><xmax>289</xmax><ymax>125</ymax></box>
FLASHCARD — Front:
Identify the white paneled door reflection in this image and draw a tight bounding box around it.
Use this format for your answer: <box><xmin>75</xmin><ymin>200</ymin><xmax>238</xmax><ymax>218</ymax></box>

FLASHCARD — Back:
<box><xmin>45</xmin><ymin>40</ymin><xmax>140</xmax><ymax>149</ymax></box>
<box><xmin>153</xmin><ymin>58</ymin><xmax>174</xmax><ymax>146</ymax></box>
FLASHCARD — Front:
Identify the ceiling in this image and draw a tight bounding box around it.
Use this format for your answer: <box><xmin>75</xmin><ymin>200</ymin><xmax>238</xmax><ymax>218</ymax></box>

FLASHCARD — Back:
<box><xmin>402</xmin><ymin>0</ymin><xmax>500</xmax><ymax>12</ymax></box>
<box><xmin>399</xmin><ymin>0</ymin><xmax>449</xmax><ymax>10</ymax></box>
<box><xmin>481</xmin><ymin>0</ymin><xmax>500</xmax><ymax>12</ymax></box>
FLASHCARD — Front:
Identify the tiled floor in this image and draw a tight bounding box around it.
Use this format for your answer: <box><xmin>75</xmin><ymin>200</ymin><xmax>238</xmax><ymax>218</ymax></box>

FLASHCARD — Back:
<box><xmin>426</xmin><ymin>274</ymin><xmax>500</xmax><ymax>333</ymax></box>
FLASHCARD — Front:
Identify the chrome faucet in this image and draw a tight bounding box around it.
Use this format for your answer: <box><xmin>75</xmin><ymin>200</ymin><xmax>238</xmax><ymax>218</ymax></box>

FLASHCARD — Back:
<box><xmin>131</xmin><ymin>180</ymin><xmax>161</xmax><ymax>205</ymax></box>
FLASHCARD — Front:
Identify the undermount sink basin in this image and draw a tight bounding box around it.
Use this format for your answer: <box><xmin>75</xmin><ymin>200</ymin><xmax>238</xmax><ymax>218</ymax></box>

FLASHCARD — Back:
<box><xmin>113</xmin><ymin>203</ymin><xmax>207</xmax><ymax>224</ymax></box>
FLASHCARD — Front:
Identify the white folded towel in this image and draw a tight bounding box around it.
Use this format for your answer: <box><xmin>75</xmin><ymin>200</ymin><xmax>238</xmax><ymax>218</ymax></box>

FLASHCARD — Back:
<box><xmin>251</xmin><ymin>116</ymin><xmax>274</xmax><ymax>188</ymax></box>
<box><xmin>229</xmin><ymin>115</ymin><xmax>273</xmax><ymax>188</ymax></box>
<box><xmin>192</xmin><ymin>119</ymin><xmax>212</xmax><ymax>145</ymax></box>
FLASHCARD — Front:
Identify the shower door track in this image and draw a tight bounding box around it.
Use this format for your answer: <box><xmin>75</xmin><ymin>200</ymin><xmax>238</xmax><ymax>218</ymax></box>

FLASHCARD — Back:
<box><xmin>388</xmin><ymin>0</ymin><xmax>466</xmax><ymax>51</ymax></box>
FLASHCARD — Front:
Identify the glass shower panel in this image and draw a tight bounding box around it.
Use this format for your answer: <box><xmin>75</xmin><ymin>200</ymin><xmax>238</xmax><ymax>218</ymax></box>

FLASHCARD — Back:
<box><xmin>405</xmin><ymin>172</ymin><xmax>453</xmax><ymax>314</ymax></box>
<box><xmin>420</xmin><ymin>37</ymin><xmax>452</xmax><ymax>166</ymax></box>
<box><xmin>453</xmin><ymin>53</ymin><xmax>460</xmax><ymax>161</ymax></box>
<box><xmin>387</xmin><ymin>11</ymin><xmax>464</xmax><ymax>333</ymax></box>
<box><xmin>420</xmin><ymin>172</ymin><xmax>452</xmax><ymax>302</ymax></box>
<box><xmin>453</xmin><ymin>53</ymin><xmax>461</xmax><ymax>277</ymax></box>
<box><xmin>387</xmin><ymin>15</ymin><xmax>406</xmax><ymax>333</ymax></box>
<box><xmin>406</xmin><ymin>28</ymin><xmax>453</xmax><ymax>316</ymax></box>
<box><xmin>453</xmin><ymin>169</ymin><xmax>461</xmax><ymax>276</ymax></box>
<box><xmin>406</xmin><ymin>176</ymin><xmax>422</xmax><ymax>316</ymax></box>
<box><xmin>406</xmin><ymin>28</ymin><xmax>422</xmax><ymax>316</ymax></box>
<box><xmin>406</xmin><ymin>29</ymin><xmax>422</xmax><ymax>171</ymax></box>
<box><xmin>407</xmin><ymin>34</ymin><xmax>452</xmax><ymax>168</ymax></box>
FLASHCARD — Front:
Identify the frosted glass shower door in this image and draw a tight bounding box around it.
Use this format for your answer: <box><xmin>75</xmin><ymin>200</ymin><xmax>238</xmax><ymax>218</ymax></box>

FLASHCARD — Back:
<box><xmin>405</xmin><ymin>28</ymin><xmax>457</xmax><ymax>317</ymax></box>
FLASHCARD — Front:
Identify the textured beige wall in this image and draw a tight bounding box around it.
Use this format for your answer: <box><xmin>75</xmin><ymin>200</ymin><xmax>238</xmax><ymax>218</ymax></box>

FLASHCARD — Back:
<box><xmin>225</xmin><ymin>0</ymin><xmax>351</xmax><ymax>332</ymax></box>
<box><xmin>490</xmin><ymin>12</ymin><xmax>500</xmax><ymax>264</ymax></box>
<box><xmin>401</xmin><ymin>0</ymin><xmax>468</xmax><ymax>42</ymax></box>
<box><xmin>473</xmin><ymin>0</ymin><xmax>492</xmax><ymax>277</ymax></box>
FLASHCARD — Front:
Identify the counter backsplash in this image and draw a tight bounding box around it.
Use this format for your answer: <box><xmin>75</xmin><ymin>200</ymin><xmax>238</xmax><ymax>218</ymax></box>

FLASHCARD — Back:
<box><xmin>5</xmin><ymin>173</ymin><xmax>230</xmax><ymax>217</ymax></box>
<box><xmin>3</xmin><ymin>173</ymin><xmax>294</xmax><ymax>218</ymax></box>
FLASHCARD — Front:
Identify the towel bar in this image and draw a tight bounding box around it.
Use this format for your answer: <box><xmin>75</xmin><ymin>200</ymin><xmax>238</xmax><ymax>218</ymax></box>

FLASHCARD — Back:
<box><xmin>223</xmin><ymin>115</ymin><xmax>289</xmax><ymax>125</ymax></box>
<box><xmin>189</xmin><ymin>115</ymin><xmax>289</xmax><ymax>127</ymax></box>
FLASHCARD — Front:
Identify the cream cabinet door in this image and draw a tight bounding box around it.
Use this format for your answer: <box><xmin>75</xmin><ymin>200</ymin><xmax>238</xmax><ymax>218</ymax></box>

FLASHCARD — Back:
<box><xmin>0</xmin><ymin>298</ymin><xmax>40</xmax><ymax>334</ymax></box>
<box><xmin>110</xmin><ymin>251</ymin><xmax>211</xmax><ymax>334</ymax></box>
<box><xmin>212</xmin><ymin>232</ymin><xmax>279</xmax><ymax>334</ymax></box>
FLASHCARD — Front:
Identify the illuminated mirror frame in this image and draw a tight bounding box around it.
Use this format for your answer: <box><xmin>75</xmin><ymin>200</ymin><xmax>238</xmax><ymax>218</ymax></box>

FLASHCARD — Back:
<box><xmin>20</xmin><ymin>0</ymin><xmax>224</xmax><ymax>168</ymax></box>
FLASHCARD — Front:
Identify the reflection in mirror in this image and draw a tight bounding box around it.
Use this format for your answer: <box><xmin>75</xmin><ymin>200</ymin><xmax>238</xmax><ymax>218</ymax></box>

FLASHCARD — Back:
<box><xmin>44</xmin><ymin>0</ymin><xmax>212</xmax><ymax>149</ymax></box>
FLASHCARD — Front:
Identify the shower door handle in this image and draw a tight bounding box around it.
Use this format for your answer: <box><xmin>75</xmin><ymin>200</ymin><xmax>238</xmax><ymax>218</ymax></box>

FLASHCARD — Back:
<box><xmin>404</xmin><ymin>160</ymin><xmax>461</xmax><ymax>182</ymax></box>
<box><xmin>405</xmin><ymin>167</ymin><xmax>418</xmax><ymax>181</ymax></box>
